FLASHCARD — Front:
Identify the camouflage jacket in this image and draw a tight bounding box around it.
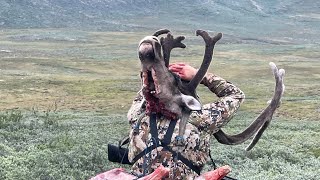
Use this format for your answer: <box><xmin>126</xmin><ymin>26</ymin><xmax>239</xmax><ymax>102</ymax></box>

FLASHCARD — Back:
<box><xmin>127</xmin><ymin>73</ymin><xmax>245</xmax><ymax>180</ymax></box>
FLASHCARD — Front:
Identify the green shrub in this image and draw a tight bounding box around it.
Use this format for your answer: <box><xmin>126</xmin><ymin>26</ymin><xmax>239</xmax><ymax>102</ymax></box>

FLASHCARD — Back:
<box><xmin>0</xmin><ymin>110</ymin><xmax>23</xmax><ymax>129</ymax></box>
<box><xmin>0</xmin><ymin>112</ymin><xmax>319</xmax><ymax>180</ymax></box>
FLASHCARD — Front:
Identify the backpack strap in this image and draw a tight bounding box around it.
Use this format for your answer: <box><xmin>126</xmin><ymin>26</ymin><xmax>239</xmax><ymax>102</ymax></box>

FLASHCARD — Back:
<box><xmin>161</xmin><ymin>145</ymin><xmax>201</xmax><ymax>175</ymax></box>
<box><xmin>149</xmin><ymin>112</ymin><xmax>159</xmax><ymax>141</ymax></box>
<box><xmin>115</xmin><ymin>114</ymin><xmax>236</xmax><ymax>179</ymax></box>
<box><xmin>132</xmin><ymin>113</ymin><xmax>201</xmax><ymax>175</ymax></box>
<box><xmin>162</xmin><ymin>117</ymin><xmax>177</xmax><ymax>146</ymax></box>
<box><xmin>132</xmin><ymin>112</ymin><xmax>158</xmax><ymax>163</ymax></box>
<box><xmin>118</xmin><ymin>136</ymin><xmax>130</xmax><ymax>148</ymax></box>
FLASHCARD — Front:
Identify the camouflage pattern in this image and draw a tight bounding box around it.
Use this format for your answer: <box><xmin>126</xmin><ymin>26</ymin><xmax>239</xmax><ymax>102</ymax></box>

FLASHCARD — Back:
<box><xmin>127</xmin><ymin>73</ymin><xmax>245</xmax><ymax>180</ymax></box>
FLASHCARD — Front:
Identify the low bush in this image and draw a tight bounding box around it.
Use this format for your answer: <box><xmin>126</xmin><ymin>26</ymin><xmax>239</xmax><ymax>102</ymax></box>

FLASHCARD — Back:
<box><xmin>1</xmin><ymin>111</ymin><xmax>319</xmax><ymax>179</ymax></box>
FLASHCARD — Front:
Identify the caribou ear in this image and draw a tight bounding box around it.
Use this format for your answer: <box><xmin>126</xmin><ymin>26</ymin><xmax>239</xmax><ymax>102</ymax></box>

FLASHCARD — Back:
<box><xmin>181</xmin><ymin>94</ymin><xmax>201</xmax><ymax>111</ymax></box>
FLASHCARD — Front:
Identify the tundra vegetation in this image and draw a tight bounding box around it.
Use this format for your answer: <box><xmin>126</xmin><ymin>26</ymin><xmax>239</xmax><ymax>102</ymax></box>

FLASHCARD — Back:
<box><xmin>0</xmin><ymin>29</ymin><xmax>319</xmax><ymax>180</ymax></box>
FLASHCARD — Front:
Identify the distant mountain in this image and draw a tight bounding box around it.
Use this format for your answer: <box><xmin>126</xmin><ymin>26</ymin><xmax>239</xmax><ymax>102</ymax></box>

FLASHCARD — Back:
<box><xmin>0</xmin><ymin>0</ymin><xmax>319</xmax><ymax>44</ymax></box>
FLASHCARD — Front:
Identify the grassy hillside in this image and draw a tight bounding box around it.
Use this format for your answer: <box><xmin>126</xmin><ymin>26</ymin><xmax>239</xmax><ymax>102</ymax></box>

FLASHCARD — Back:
<box><xmin>0</xmin><ymin>29</ymin><xmax>319</xmax><ymax>179</ymax></box>
<box><xmin>1</xmin><ymin>0</ymin><xmax>320</xmax><ymax>44</ymax></box>
<box><xmin>0</xmin><ymin>29</ymin><xmax>319</xmax><ymax>119</ymax></box>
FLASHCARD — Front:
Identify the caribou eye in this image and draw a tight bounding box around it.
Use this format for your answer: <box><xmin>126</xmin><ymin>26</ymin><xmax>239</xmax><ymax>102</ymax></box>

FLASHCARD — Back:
<box><xmin>152</xmin><ymin>37</ymin><xmax>158</xmax><ymax>41</ymax></box>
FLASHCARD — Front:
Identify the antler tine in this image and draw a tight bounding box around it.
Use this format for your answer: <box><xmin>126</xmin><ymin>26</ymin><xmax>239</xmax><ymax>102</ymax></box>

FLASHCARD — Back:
<box><xmin>245</xmin><ymin>121</ymin><xmax>270</xmax><ymax>151</ymax></box>
<box><xmin>153</xmin><ymin>29</ymin><xmax>170</xmax><ymax>37</ymax></box>
<box><xmin>196</xmin><ymin>30</ymin><xmax>222</xmax><ymax>46</ymax></box>
<box><xmin>213</xmin><ymin>63</ymin><xmax>285</xmax><ymax>150</ymax></box>
<box><xmin>160</xmin><ymin>33</ymin><xmax>186</xmax><ymax>67</ymax></box>
<box><xmin>245</xmin><ymin>62</ymin><xmax>285</xmax><ymax>151</ymax></box>
<box><xmin>187</xmin><ymin>30</ymin><xmax>222</xmax><ymax>95</ymax></box>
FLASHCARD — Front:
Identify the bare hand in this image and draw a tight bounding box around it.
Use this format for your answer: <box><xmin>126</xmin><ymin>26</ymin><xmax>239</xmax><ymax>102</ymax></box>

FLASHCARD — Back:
<box><xmin>169</xmin><ymin>63</ymin><xmax>198</xmax><ymax>81</ymax></box>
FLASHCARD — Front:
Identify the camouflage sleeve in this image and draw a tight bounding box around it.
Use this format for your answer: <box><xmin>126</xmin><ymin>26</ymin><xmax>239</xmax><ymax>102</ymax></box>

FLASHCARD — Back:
<box><xmin>127</xmin><ymin>89</ymin><xmax>145</xmax><ymax>126</ymax></box>
<box><xmin>189</xmin><ymin>73</ymin><xmax>245</xmax><ymax>134</ymax></box>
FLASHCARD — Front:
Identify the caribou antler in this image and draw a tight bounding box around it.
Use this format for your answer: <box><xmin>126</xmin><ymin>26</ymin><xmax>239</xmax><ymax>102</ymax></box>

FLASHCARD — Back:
<box><xmin>176</xmin><ymin>30</ymin><xmax>222</xmax><ymax>146</ymax></box>
<box><xmin>213</xmin><ymin>62</ymin><xmax>285</xmax><ymax>151</ymax></box>
<box><xmin>152</xmin><ymin>29</ymin><xmax>170</xmax><ymax>37</ymax></box>
<box><xmin>189</xmin><ymin>31</ymin><xmax>222</xmax><ymax>89</ymax></box>
<box><xmin>160</xmin><ymin>33</ymin><xmax>186</xmax><ymax>67</ymax></box>
<box><xmin>245</xmin><ymin>62</ymin><xmax>285</xmax><ymax>150</ymax></box>
<box><xmin>151</xmin><ymin>29</ymin><xmax>186</xmax><ymax>67</ymax></box>
<box><xmin>183</xmin><ymin>30</ymin><xmax>222</xmax><ymax>99</ymax></box>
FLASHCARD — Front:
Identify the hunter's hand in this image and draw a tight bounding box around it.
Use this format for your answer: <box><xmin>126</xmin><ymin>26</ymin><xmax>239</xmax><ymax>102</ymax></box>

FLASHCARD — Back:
<box><xmin>169</xmin><ymin>63</ymin><xmax>198</xmax><ymax>81</ymax></box>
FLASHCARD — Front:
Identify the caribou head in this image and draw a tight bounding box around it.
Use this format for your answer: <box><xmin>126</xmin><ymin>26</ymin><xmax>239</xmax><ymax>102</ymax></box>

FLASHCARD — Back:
<box><xmin>137</xmin><ymin>29</ymin><xmax>285</xmax><ymax>149</ymax></box>
<box><xmin>138</xmin><ymin>32</ymin><xmax>200</xmax><ymax>119</ymax></box>
<box><xmin>138</xmin><ymin>29</ymin><xmax>222</xmax><ymax>145</ymax></box>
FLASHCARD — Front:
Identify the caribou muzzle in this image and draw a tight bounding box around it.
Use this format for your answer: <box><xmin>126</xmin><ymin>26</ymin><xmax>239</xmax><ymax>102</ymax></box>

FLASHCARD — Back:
<box><xmin>138</xmin><ymin>42</ymin><xmax>155</xmax><ymax>63</ymax></box>
<box><xmin>138</xmin><ymin>36</ymin><xmax>161</xmax><ymax>66</ymax></box>
<box><xmin>138</xmin><ymin>37</ymin><xmax>162</xmax><ymax>96</ymax></box>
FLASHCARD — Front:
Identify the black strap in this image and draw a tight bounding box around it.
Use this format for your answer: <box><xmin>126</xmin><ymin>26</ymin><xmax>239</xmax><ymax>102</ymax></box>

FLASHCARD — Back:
<box><xmin>149</xmin><ymin>112</ymin><xmax>158</xmax><ymax>141</ymax></box>
<box><xmin>132</xmin><ymin>143</ymin><xmax>158</xmax><ymax>163</ymax></box>
<box><xmin>119</xmin><ymin>136</ymin><xmax>130</xmax><ymax>148</ymax></box>
<box><xmin>117</xmin><ymin>114</ymin><xmax>236</xmax><ymax>179</ymax></box>
<box><xmin>162</xmin><ymin>145</ymin><xmax>201</xmax><ymax>175</ymax></box>
<box><xmin>208</xmin><ymin>149</ymin><xmax>238</xmax><ymax>180</ymax></box>
<box><xmin>162</xmin><ymin>119</ymin><xmax>177</xmax><ymax>145</ymax></box>
<box><xmin>208</xmin><ymin>149</ymin><xmax>217</xmax><ymax>170</ymax></box>
<box><xmin>132</xmin><ymin>113</ymin><xmax>201</xmax><ymax>175</ymax></box>
<box><xmin>132</xmin><ymin>113</ymin><xmax>158</xmax><ymax>163</ymax></box>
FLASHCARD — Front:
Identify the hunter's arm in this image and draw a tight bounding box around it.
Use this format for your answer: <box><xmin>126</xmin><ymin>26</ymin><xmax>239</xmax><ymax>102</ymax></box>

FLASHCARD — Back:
<box><xmin>189</xmin><ymin>73</ymin><xmax>245</xmax><ymax>134</ymax></box>
<box><xmin>127</xmin><ymin>89</ymin><xmax>145</xmax><ymax>126</ymax></box>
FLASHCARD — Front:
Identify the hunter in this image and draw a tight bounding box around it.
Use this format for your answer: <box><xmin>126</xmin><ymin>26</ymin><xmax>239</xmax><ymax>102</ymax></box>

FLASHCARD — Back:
<box><xmin>127</xmin><ymin>62</ymin><xmax>245</xmax><ymax>179</ymax></box>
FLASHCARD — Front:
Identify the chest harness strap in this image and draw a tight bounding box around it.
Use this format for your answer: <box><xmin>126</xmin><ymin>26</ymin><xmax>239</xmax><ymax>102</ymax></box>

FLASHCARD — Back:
<box><xmin>132</xmin><ymin>112</ymin><xmax>201</xmax><ymax>175</ymax></box>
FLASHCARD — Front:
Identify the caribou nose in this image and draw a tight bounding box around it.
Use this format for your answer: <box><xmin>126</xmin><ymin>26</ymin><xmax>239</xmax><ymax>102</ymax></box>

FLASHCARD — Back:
<box><xmin>138</xmin><ymin>42</ymin><xmax>155</xmax><ymax>60</ymax></box>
